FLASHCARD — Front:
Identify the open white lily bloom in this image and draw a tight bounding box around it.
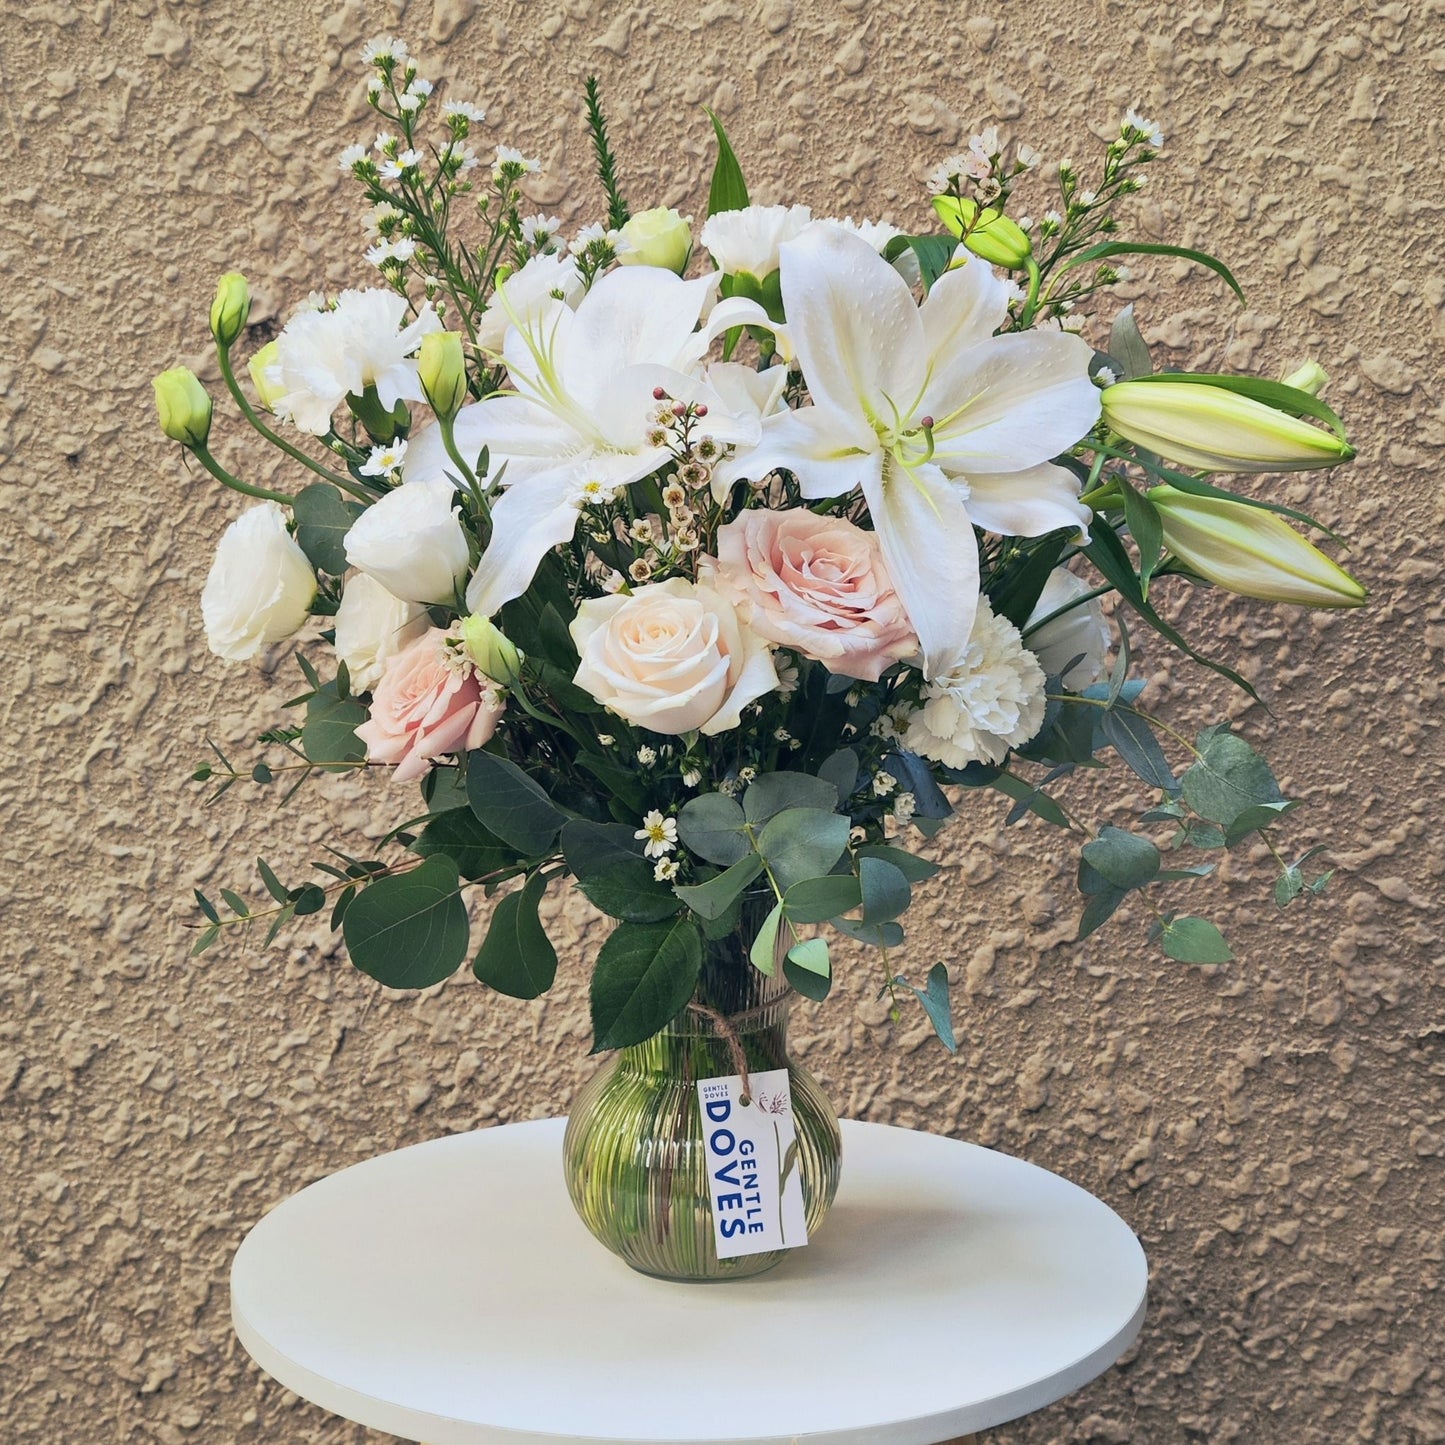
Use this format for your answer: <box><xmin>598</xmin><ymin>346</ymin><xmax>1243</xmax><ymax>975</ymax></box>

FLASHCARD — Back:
<box><xmin>714</xmin><ymin>227</ymin><xmax>1100</xmax><ymax>677</ymax></box>
<box><xmin>405</xmin><ymin>265</ymin><xmax>769</xmax><ymax>618</ymax></box>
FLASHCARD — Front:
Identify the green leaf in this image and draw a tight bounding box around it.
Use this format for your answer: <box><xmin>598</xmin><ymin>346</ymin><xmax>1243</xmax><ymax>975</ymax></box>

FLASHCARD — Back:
<box><xmin>251</xmin><ymin>761</ymin><xmax>274</xmax><ymax>784</ymax></box>
<box><xmin>263</xmin><ymin>901</ymin><xmax>297</xmax><ymax>946</ymax></box>
<box><xmin>471</xmin><ymin>872</ymin><xmax>557</xmax><ymax>999</ymax></box>
<box><xmin>883</xmin><ymin>750</ymin><xmax>954</xmax><ymax>819</ymax></box>
<box><xmin>1180</xmin><ymin>728</ymin><xmax>1282</xmax><ymax>827</ymax></box>
<box><xmin>291</xmin><ymin>483</ymin><xmax>362</xmax><ymax>576</ymax></box>
<box><xmin>903</xmin><ymin>962</ymin><xmax>957</xmax><ymax>1054</ymax></box>
<box><xmin>330</xmin><ymin>885</ymin><xmax>356</xmax><ymax>931</ymax></box>
<box><xmin>191</xmin><ymin>923</ymin><xmax>220</xmax><ymax>957</ymax></box>
<box><xmin>220</xmin><ymin>888</ymin><xmax>251</xmax><ymax>917</ymax></box>
<box><xmin>291</xmin><ymin>884</ymin><xmax>326</xmax><ymax>917</ymax></box>
<box><xmin>833</xmin><ymin>917</ymin><xmax>905</xmax><ymax>948</ymax></box>
<box><xmin>854</xmin><ymin>845</ymin><xmax>940</xmax><ymax>883</ymax></box>
<box><xmin>194</xmin><ymin>889</ymin><xmax>219</xmax><ymax>924</ymax></box>
<box><xmin>817</xmin><ymin>748</ymin><xmax>860</xmax><ymax>806</ymax></box>
<box><xmin>422</xmin><ymin>765</ymin><xmax>469</xmax><ymax>814</ymax></box>
<box><xmin>784</xmin><ymin>938</ymin><xmax>832</xmax><ymax>1001</ymax></box>
<box><xmin>1108</xmin><ymin>304</ymin><xmax>1152</xmax><ymax>380</ymax></box>
<box><xmin>750</xmin><ymin>903</ymin><xmax>782</xmax><ymax>976</ymax></box>
<box><xmin>676</xmin><ymin>791</ymin><xmax>749</xmax><ymax>866</ymax></box>
<box><xmin>674</xmin><ymin>854</ymin><xmax>765</xmax><ymax>921</ymax></box>
<box><xmin>859</xmin><ymin>855</ymin><xmax>911</xmax><ymax>924</ymax></box>
<box><xmin>1160</xmin><ymin>915</ymin><xmax>1234</xmax><ymax>964</ymax></box>
<box><xmin>257</xmin><ymin>857</ymin><xmax>288</xmax><ymax>904</ymax></box>
<box><xmin>303</xmin><ymin>682</ymin><xmax>367</xmax><ymax>772</ymax></box>
<box><xmin>989</xmin><ymin>771</ymin><xmax>1071</xmax><ymax>829</ymax></box>
<box><xmin>466</xmin><ymin>750</ymin><xmax>566</xmax><ymax>856</ymax></box>
<box><xmin>756</xmin><ymin>807</ymin><xmax>851</xmax><ymax>893</ymax></box>
<box><xmin>782</xmin><ymin>874</ymin><xmax>861</xmax><ymax>925</ymax></box>
<box><xmin>1100</xmin><ymin>709</ymin><xmax>1178</xmax><ymax>793</ymax></box>
<box><xmin>1081</xmin><ymin>826</ymin><xmax>1161</xmax><ymax>891</ymax></box>
<box><xmin>1077</xmin><ymin>885</ymin><xmax>1128</xmax><ymax>939</ymax></box>
<box><xmin>705</xmin><ymin>109</ymin><xmax>748</xmax><ymax>217</ymax></box>
<box><xmin>1120</xmin><ymin>484</ymin><xmax>1163</xmax><ymax>587</ymax></box>
<box><xmin>561</xmin><ymin>819</ymin><xmax>681</xmax><ymax>922</ymax></box>
<box><xmin>342</xmin><ymin>854</ymin><xmax>469</xmax><ymax>989</ymax></box>
<box><xmin>590</xmin><ymin>918</ymin><xmax>703</xmax><ymax>1051</ymax></box>
<box><xmin>743</xmin><ymin>771</ymin><xmax>839</xmax><ymax>826</ymax></box>
<box><xmin>1275</xmin><ymin>867</ymin><xmax>1304</xmax><ymax>907</ymax></box>
<box><xmin>413</xmin><ymin>808</ymin><xmax>514</xmax><ymax>882</ymax></box>
<box><xmin>1059</xmin><ymin>241</ymin><xmax>1245</xmax><ymax>305</ymax></box>
<box><xmin>881</xmin><ymin>233</ymin><xmax>957</xmax><ymax>291</ymax></box>
<box><xmin>1223</xmin><ymin>799</ymin><xmax>1299</xmax><ymax>847</ymax></box>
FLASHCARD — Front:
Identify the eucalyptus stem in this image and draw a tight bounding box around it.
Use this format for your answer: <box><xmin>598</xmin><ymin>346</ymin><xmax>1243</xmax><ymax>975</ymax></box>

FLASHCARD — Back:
<box><xmin>191</xmin><ymin>443</ymin><xmax>293</xmax><ymax>505</ymax></box>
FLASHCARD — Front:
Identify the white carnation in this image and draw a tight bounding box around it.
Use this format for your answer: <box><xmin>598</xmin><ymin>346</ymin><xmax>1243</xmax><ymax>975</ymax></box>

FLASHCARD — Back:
<box><xmin>814</xmin><ymin>215</ymin><xmax>904</xmax><ymax>253</ymax></box>
<box><xmin>902</xmin><ymin>599</ymin><xmax>1046</xmax><ymax>768</ymax></box>
<box><xmin>343</xmin><ymin>479</ymin><xmax>471</xmax><ymax>606</ymax></box>
<box><xmin>201</xmin><ymin>502</ymin><xmax>316</xmax><ymax>662</ymax></box>
<box><xmin>332</xmin><ymin>573</ymin><xmax>429</xmax><ymax>692</ymax></box>
<box><xmin>1025</xmin><ymin>568</ymin><xmax>1110</xmax><ymax>691</ymax></box>
<box><xmin>700</xmin><ymin>204</ymin><xmax>813</xmax><ymax>277</ymax></box>
<box><xmin>270</xmin><ymin>289</ymin><xmax>442</xmax><ymax>436</ymax></box>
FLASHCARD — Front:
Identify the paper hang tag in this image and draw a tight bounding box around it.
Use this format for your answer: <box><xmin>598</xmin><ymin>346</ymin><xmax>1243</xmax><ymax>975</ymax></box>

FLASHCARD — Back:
<box><xmin>696</xmin><ymin>1068</ymin><xmax>808</xmax><ymax>1259</ymax></box>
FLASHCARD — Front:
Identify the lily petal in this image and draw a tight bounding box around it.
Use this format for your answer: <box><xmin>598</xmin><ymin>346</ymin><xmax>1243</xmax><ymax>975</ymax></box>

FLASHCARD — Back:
<box><xmin>860</xmin><ymin>456</ymin><xmax>980</xmax><ymax>677</ymax></box>
<box><xmin>964</xmin><ymin>462</ymin><xmax>1093</xmax><ymax>539</ymax></box>
<box><xmin>918</xmin><ymin>249</ymin><xmax>1011</xmax><ymax>360</ymax></box>
<box><xmin>923</xmin><ymin>330</ymin><xmax>1101</xmax><ymax>474</ymax></box>
<box><xmin>712</xmin><ymin>404</ymin><xmax>880</xmax><ymax>501</ymax></box>
<box><xmin>404</xmin><ymin>396</ymin><xmax>585</xmax><ymax>489</ymax></box>
<box><xmin>778</xmin><ymin>225</ymin><xmax>926</xmax><ymax>425</ymax></box>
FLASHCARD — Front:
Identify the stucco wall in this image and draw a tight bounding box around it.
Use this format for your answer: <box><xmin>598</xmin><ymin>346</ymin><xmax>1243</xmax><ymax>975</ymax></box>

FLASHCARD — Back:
<box><xmin>3</xmin><ymin>0</ymin><xmax>1443</xmax><ymax>1440</ymax></box>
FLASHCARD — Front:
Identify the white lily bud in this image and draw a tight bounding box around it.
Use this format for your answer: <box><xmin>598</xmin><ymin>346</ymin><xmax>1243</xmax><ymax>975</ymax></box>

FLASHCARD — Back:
<box><xmin>1149</xmin><ymin>484</ymin><xmax>1365</xmax><ymax>608</ymax></box>
<box><xmin>1102</xmin><ymin>379</ymin><xmax>1355</xmax><ymax>473</ymax></box>
<box><xmin>460</xmin><ymin>614</ymin><xmax>523</xmax><ymax>684</ymax></box>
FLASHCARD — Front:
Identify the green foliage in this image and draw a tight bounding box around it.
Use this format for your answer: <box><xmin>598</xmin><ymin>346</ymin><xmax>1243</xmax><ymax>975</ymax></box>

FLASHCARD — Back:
<box><xmin>302</xmin><ymin>680</ymin><xmax>367</xmax><ymax>773</ymax></box>
<box><xmin>676</xmin><ymin>792</ymin><xmax>749</xmax><ymax>866</ymax></box>
<box><xmin>1157</xmin><ymin>914</ymin><xmax>1234</xmax><ymax>964</ymax></box>
<box><xmin>590</xmin><ymin>918</ymin><xmax>703</xmax><ymax>1052</ymax></box>
<box><xmin>562</xmin><ymin>819</ymin><xmax>682</xmax><ymax>922</ymax></box>
<box><xmin>291</xmin><ymin>483</ymin><xmax>362</xmax><ymax>576</ymax></box>
<box><xmin>895</xmin><ymin>963</ymin><xmax>957</xmax><ymax>1054</ymax></box>
<box><xmin>674</xmin><ymin>855</ymin><xmax>765</xmax><ymax>920</ymax></box>
<box><xmin>755</xmin><ymin>808</ymin><xmax>850</xmax><ymax>893</ymax></box>
<box><xmin>472</xmin><ymin>872</ymin><xmax>558</xmax><ymax>998</ymax></box>
<box><xmin>1108</xmin><ymin>304</ymin><xmax>1152</xmax><ymax>381</ymax></box>
<box><xmin>704</xmin><ymin>109</ymin><xmax>748</xmax><ymax>217</ymax></box>
<box><xmin>783</xmin><ymin>937</ymin><xmax>831</xmax><ymax>1001</ymax></box>
<box><xmin>1179</xmin><ymin>726</ymin><xmax>1281</xmax><ymax>827</ymax></box>
<box><xmin>466</xmin><ymin>750</ymin><xmax>566</xmax><ymax>856</ymax></box>
<box><xmin>342</xmin><ymin>854</ymin><xmax>470</xmax><ymax>989</ymax></box>
<box><xmin>1057</xmin><ymin>241</ymin><xmax>1245</xmax><ymax>305</ymax></box>
<box><xmin>413</xmin><ymin>808</ymin><xmax>514</xmax><ymax>882</ymax></box>
<box><xmin>583</xmin><ymin>77</ymin><xmax>630</xmax><ymax>231</ymax></box>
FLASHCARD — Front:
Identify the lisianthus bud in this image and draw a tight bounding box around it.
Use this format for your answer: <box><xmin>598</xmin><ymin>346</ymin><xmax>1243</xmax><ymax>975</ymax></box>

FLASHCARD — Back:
<box><xmin>1102</xmin><ymin>379</ymin><xmax>1355</xmax><ymax>473</ymax></box>
<box><xmin>460</xmin><ymin>614</ymin><xmax>523</xmax><ymax>684</ymax></box>
<box><xmin>1148</xmin><ymin>484</ymin><xmax>1365</xmax><ymax>608</ymax></box>
<box><xmin>152</xmin><ymin>367</ymin><xmax>213</xmax><ymax>448</ymax></box>
<box><xmin>418</xmin><ymin>331</ymin><xmax>468</xmax><ymax>421</ymax></box>
<box><xmin>247</xmin><ymin>341</ymin><xmax>285</xmax><ymax>412</ymax></box>
<box><xmin>209</xmin><ymin>272</ymin><xmax>252</xmax><ymax>348</ymax></box>
<box><xmin>617</xmin><ymin>207</ymin><xmax>693</xmax><ymax>275</ymax></box>
<box><xmin>1280</xmin><ymin>361</ymin><xmax>1328</xmax><ymax>397</ymax></box>
<box><xmin>932</xmin><ymin>196</ymin><xmax>1032</xmax><ymax>269</ymax></box>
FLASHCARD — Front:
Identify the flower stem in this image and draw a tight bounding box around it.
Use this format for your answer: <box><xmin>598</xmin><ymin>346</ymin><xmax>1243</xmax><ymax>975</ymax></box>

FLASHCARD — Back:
<box><xmin>191</xmin><ymin>444</ymin><xmax>293</xmax><ymax>505</ymax></box>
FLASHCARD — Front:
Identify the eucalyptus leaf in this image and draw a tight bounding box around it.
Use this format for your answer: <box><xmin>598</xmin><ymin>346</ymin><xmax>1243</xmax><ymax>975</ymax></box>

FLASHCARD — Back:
<box><xmin>817</xmin><ymin>748</ymin><xmax>860</xmax><ymax>806</ymax></box>
<box><xmin>1101</xmin><ymin>709</ymin><xmax>1178</xmax><ymax>793</ymax></box>
<box><xmin>833</xmin><ymin>917</ymin><xmax>905</xmax><ymax>948</ymax></box>
<box><xmin>1081</xmin><ymin>826</ymin><xmax>1161</xmax><ymax>891</ymax></box>
<box><xmin>1180</xmin><ymin>728</ymin><xmax>1281</xmax><ymax>827</ymax></box>
<box><xmin>1077</xmin><ymin>884</ymin><xmax>1128</xmax><ymax>940</ymax></box>
<box><xmin>756</xmin><ymin>807</ymin><xmax>851</xmax><ymax>892</ymax></box>
<box><xmin>676</xmin><ymin>791</ymin><xmax>749</xmax><ymax>866</ymax></box>
<box><xmin>303</xmin><ymin>683</ymin><xmax>367</xmax><ymax>772</ymax></box>
<box><xmin>903</xmin><ymin>962</ymin><xmax>957</xmax><ymax>1054</ymax></box>
<box><xmin>860</xmin><ymin>855</ymin><xmax>911</xmax><ymax>924</ymax></box>
<box><xmin>674</xmin><ymin>854</ymin><xmax>765</xmax><ymax>921</ymax></box>
<box><xmin>782</xmin><ymin>874</ymin><xmax>861</xmax><ymax>925</ymax></box>
<box><xmin>291</xmin><ymin>483</ymin><xmax>362</xmax><ymax>576</ymax></box>
<box><xmin>784</xmin><ymin>937</ymin><xmax>832</xmax><ymax>1001</ymax></box>
<box><xmin>1160</xmin><ymin>915</ymin><xmax>1234</xmax><ymax>964</ymax></box>
<box><xmin>749</xmin><ymin>903</ymin><xmax>782</xmax><ymax>976</ymax></box>
<box><xmin>342</xmin><ymin>854</ymin><xmax>470</xmax><ymax>989</ymax></box>
<box><xmin>471</xmin><ymin>872</ymin><xmax>557</xmax><ymax>998</ymax></box>
<box><xmin>854</xmin><ymin>844</ymin><xmax>940</xmax><ymax>883</ymax></box>
<box><xmin>744</xmin><ymin>771</ymin><xmax>839</xmax><ymax>826</ymax></box>
<box><xmin>590</xmin><ymin>918</ymin><xmax>703</xmax><ymax>1052</ymax></box>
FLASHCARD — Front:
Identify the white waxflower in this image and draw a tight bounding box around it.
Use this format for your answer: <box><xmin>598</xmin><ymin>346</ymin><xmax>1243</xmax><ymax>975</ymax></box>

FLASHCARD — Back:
<box><xmin>926</xmin><ymin>151</ymin><xmax>991</xmax><ymax>193</ymax></box>
<box><xmin>1123</xmin><ymin>108</ymin><xmax>1164</xmax><ymax>148</ymax></box>
<box><xmin>1025</xmin><ymin>568</ymin><xmax>1110</xmax><ymax>691</ymax></box>
<box><xmin>343</xmin><ymin>478</ymin><xmax>471</xmax><ymax>606</ymax></box>
<box><xmin>201</xmin><ymin>503</ymin><xmax>317</xmax><ymax>662</ymax></box>
<box><xmin>332</xmin><ymin>573</ymin><xmax>428</xmax><ymax>692</ymax></box>
<box><xmin>380</xmin><ymin>148</ymin><xmax>425</xmax><ymax>179</ymax></box>
<box><xmin>473</xmin><ymin>250</ymin><xmax>584</xmax><ymax>354</ymax></box>
<box><xmin>902</xmin><ymin>598</ymin><xmax>1046</xmax><ymax>768</ymax></box>
<box><xmin>635</xmin><ymin>810</ymin><xmax>678</xmax><ymax>858</ymax></box>
<box><xmin>1017</xmin><ymin>144</ymin><xmax>1041</xmax><ymax>169</ymax></box>
<box><xmin>270</xmin><ymin>289</ymin><xmax>441</xmax><ymax>436</ymax></box>
<box><xmin>681</xmin><ymin>765</ymin><xmax>703</xmax><ymax>787</ymax></box>
<box><xmin>444</xmin><ymin>100</ymin><xmax>486</xmax><ymax>124</ymax></box>
<box><xmin>360</xmin><ymin>438</ymin><xmax>409</xmax><ymax>477</ymax></box>
<box><xmin>636</xmin><ymin>746</ymin><xmax>658</xmax><ymax>767</ymax></box>
<box><xmin>338</xmin><ymin>144</ymin><xmax>367</xmax><ymax>172</ymax></box>
<box><xmin>700</xmin><ymin>204</ymin><xmax>813</xmax><ymax>278</ymax></box>
<box><xmin>893</xmin><ymin>792</ymin><xmax>917</xmax><ymax>825</ymax></box>
<box><xmin>365</xmin><ymin>237</ymin><xmax>417</xmax><ymax>269</ymax></box>
<box><xmin>871</xmin><ymin>770</ymin><xmax>897</xmax><ymax>797</ymax></box>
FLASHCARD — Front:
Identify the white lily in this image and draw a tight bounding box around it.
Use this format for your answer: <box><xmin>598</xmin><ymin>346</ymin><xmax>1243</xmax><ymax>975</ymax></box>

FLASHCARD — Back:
<box><xmin>405</xmin><ymin>265</ymin><xmax>768</xmax><ymax>617</ymax></box>
<box><xmin>714</xmin><ymin>227</ymin><xmax>1100</xmax><ymax>676</ymax></box>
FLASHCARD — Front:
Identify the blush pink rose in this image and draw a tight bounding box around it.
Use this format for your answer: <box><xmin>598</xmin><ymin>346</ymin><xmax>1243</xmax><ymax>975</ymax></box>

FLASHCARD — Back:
<box><xmin>355</xmin><ymin>628</ymin><xmax>505</xmax><ymax>782</ymax></box>
<box><xmin>709</xmin><ymin>509</ymin><xmax>917</xmax><ymax>681</ymax></box>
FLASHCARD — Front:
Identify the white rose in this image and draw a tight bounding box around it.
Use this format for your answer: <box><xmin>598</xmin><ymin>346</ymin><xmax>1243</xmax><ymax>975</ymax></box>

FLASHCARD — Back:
<box><xmin>332</xmin><ymin>573</ymin><xmax>429</xmax><ymax>692</ymax></box>
<box><xmin>201</xmin><ymin>502</ymin><xmax>317</xmax><ymax>662</ymax></box>
<box><xmin>1025</xmin><ymin>568</ymin><xmax>1111</xmax><ymax>690</ymax></box>
<box><xmin>343</xmin><ymin>479</ymin><xmax>471</xmax><ymax>606</ymax></box>
<box><xmin>570</xmin><ymin>578</ymin><xmax>778</xmax><ymax>736</ymax></box>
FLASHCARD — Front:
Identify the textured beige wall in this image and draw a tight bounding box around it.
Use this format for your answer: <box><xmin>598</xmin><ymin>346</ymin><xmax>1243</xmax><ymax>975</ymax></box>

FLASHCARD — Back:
<box><xmin>3</xmin><ymin>0</ymin><xmax>1443</xmax><ymax>1440</ymax></box>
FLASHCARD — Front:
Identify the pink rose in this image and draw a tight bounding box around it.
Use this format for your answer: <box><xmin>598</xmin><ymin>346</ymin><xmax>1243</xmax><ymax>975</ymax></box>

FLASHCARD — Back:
<box><xmin>570</xmin><ymin>579</ymin><xmax>778</xmax><ymax>735</ymax></box>
<box><xmin>710</xmin><ymin>510</ymin><xmax>917</xmax><ymax>681</ymax></box>
<box><xmin>356</xmin><ymin>628</ymin><xmax>505</xmax><ymax>783</ymax></box>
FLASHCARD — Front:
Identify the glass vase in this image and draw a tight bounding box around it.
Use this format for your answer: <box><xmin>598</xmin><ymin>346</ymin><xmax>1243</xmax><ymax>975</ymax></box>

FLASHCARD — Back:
<box><xmin>562</xmin><ymin>896</ymin><xmax>842</xmax><ymax>1281</ymax></box>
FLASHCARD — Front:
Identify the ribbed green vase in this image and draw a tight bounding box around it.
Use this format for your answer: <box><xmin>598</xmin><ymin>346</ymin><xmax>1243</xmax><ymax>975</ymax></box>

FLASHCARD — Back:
<box><xmin>563</xmin><ymin>897</ymin><xmax>842</xmax><ymax>1281</ymax></box>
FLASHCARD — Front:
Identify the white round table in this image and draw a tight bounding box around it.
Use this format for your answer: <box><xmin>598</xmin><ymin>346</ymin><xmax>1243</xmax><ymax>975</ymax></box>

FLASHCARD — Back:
<box><xmin>231</xmin><ymin>1119</ymin><xmax>1147</xmax><ymax>1445</ymax></box>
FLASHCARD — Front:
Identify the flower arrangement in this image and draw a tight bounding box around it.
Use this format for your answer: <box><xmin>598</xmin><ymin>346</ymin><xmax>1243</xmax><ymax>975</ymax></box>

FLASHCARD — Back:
<box><xmin>164</xmin><ymin>40</ymin><xmax>1363</xmax><ymax>1055</ymax></box>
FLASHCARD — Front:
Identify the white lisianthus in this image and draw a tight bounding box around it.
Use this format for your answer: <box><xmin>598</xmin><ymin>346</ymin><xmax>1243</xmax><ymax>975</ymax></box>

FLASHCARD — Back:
<box><xmin>343</xmin><ymin>479</ymin><xmax>471</xmax><ymax>606</ymax></box>
<box><xmin>617</xmin><ymin>207</ymin><xmax>693</xmax><ymax>274</ymax></box>
<box><xmin>902</xmin><ymin>599</ymin><xmax>1046</xmax><ymax>768</ymax></box>
<box><xmin>1025</xmin><ymin>568</ymin><xmax>1111</xmax><ymax>690</ymax></box>
<box><xmin>474</xmin><ymin>252</ymin><xmax>584</xmax><ymax>354</ymax></box>
<box><xmin>270</xmin><ymin>289</ymin><xmax>442</xmax><ymax>435</ymax></box>
<box><xmin>201</xmin><ymin>502</ymin><xmax>317</xmax><ymax>662</ymax></box>
<box><xmin>700</xmin><ymin>204</ymin><xmax>812</xmax><ymax>279</ymax></box>
<box><xmin>332</xmin><ymin>573</ymin><xmax>429</xmax><ymax>692</ymax></box>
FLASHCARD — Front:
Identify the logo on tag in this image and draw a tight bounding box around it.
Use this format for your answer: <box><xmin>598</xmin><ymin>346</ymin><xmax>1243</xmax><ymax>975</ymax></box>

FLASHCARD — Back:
<box><xmin>697</xmin><ymin>1068</ymin><xmax>808</xmax><ymax>1259</ymax></box>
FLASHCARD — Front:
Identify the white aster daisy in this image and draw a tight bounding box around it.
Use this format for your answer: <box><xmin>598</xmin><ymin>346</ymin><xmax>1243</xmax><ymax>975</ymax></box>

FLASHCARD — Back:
<box><xmin>902</xmin><ymin>598</ymin><xmax>1047</xmax><ymax>768</ymax></box>
<box><xmin>636</xmin><ymin>810</ymin><xmax>678</xmax><ymax>858</ymax></box>
<box><xmin>361</xmin><ymin>35</ymin><xmax>408</xmax><ymax>65</ymax></box>
<box><xmin>397</xmin><ymin>93</ymin><xmax>423</xmax><ymax>114</ymax></box>
<box><xmin>653</xmin><ymin>858</ymin><xmax>680</xmax><ymax>882</ymax></box>
<box><xmin>444</xmin><ymin>99</ymin><xmax>486</xmax><ymax>124</ymax></box>
<box><xmin>360</xmin><ymin>438</ymin><xmax>409</xmax><ymax>477</ymax></box>
<box><xmin>338</xmin><ymin>144</ymin><xmax>367</xmax><ymax>172</ymax></box>
<box><xmin>520</xmin><ymin>213</ymin><xmax>563</xmax><ymax>251</ymax></box>
<box><xmin>1123</xmin><ymin>108</ymin><xmax>1164</xmax><ymax>148</ymax></box>
<box><xmin>408</xmin><ymin>77</ymin><xmax>434</xmax><ymax>97</ymax></box>
<box><xmin>493</xmin><ymin>145</ymin><xmax>540</xmax><ymax>178</ymax></box>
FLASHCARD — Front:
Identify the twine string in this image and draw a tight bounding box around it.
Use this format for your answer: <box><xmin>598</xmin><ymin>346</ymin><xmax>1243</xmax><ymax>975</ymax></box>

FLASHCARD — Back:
<box><xmin>684</xmin><ymin>997</ymin><xmax>782</xmax><ymax>1106</ymax></box>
